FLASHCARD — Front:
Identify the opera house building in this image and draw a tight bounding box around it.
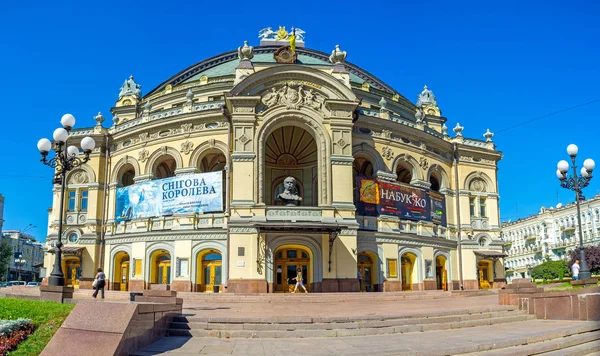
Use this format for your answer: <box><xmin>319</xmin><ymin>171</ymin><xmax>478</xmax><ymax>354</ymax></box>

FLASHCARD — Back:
<box><xmin>43</xmin><ymin>27</ymin><xmax>505</xmax><ymax>293</ymax></box>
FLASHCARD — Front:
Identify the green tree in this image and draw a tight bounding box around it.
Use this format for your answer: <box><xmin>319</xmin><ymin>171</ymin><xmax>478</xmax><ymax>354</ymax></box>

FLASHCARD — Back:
<box><xmin>531</xmin><ymin>260</ymin><xmax>569</xmax><ymax>281</ymax></box>
<box><xmin>0</xmin><ymin>239</ymin><xmax>12</xmax><ymax>281</ymax></box>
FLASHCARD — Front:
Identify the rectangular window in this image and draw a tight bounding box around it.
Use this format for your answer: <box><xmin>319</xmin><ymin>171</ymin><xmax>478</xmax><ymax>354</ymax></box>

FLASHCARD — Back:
<box><xmin>480</xmin><ymin>198</ymin><xmax>486</xmax><ymax>217</ymax></box>
<box><xmin>469</xmin><ymin>197</ymin><xmax>476</xmax><ymax>217</ymax></box>
<box><xmin>80</xmin><ymin>190</ymin><xmax>88</xmax><ymax>211</ymax></box>
<box><xmin>387</xmin><ymin>259</ymin><xmax>398</xmax><ymax>278</ymax></box>
<box><xmin>67</xmin><ymin>190</ymin><xmax>76</xmax><ymax>211</ymax></box>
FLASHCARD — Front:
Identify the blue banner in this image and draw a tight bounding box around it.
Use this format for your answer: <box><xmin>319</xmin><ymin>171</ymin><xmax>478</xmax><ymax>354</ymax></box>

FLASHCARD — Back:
<box><xmin>115</xmin><ymin>172</ymin><xmax>223</xmax><ymax>222</ymax></box>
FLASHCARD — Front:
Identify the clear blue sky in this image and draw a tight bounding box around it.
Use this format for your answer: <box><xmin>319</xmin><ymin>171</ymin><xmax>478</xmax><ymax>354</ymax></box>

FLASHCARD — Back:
<box><xmin>1</xmin><ymin>1</ymin><xmax>598</xmax><ymax>241</ymax></box>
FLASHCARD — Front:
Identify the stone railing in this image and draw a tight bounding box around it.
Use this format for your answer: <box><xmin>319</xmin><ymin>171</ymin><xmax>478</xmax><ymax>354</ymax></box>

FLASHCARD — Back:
<box><xmin>470</xmin><ymin>217</ymin><xmax>490</xmax><ymax>230</ymax></box>
<box><xmin>265</xmin><ymin>207</ymin><xmax>322</xmax><ymax>222</ymax></box>
<box><xmin>65</xmin><ymin>211</ymin><xmax>87</xmax><ymax>225</ymax></box>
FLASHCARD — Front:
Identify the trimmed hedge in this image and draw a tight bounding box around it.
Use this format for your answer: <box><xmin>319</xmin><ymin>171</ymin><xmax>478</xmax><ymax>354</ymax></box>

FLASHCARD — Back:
<box><xmin>531</xmin><ymin>260</ymin><xmax>570</xmax><ymax>281</ymax></box>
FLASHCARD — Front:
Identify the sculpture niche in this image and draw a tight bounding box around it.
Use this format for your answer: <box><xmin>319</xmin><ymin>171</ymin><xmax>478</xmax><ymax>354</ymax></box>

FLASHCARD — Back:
<box><xmin>277</xmin><ymin>177</ymin><xmax>303</xmax><ymax>206</ymax></box>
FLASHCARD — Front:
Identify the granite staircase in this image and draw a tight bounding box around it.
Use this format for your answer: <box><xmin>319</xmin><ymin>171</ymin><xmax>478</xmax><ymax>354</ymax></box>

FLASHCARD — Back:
<box><xmin>167</xmin><ymin>305</ymin><xmax>531</xmax><ymax>339</ymax></box>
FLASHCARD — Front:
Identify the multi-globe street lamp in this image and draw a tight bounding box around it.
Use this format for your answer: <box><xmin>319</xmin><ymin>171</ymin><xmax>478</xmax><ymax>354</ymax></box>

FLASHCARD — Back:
<box><xmin>15</xmin><ymin>254</ymin><xmax>25</xmax><ymax>282</ymax></box>
<box><xmin>37</xmin><ymin>114</ymin><xmax>95</xmax><ymax>286</ymax></box>
<box><xmin>556</xmin><ymin>144</ymin><xmax>595</xmax><ymax>281</ymax></box>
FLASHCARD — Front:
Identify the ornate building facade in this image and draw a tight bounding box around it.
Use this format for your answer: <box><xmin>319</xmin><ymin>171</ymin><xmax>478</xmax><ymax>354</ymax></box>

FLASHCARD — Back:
<box><xmin>503</xmin><ymin>195</ymin><xmax>600</xmax><ymax>282</ymax></box>
<box><xmin>43</xmin><ymin>28</ymin><xmax>505</xmax><ymax>293</ymax></box>
<box><xmin>1</xmin><ymin>230</ymin><xmax>45</xmax><ymax>282</ymax></box>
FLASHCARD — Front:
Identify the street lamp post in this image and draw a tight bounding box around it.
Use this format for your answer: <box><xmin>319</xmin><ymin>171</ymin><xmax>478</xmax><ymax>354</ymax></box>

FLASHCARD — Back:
<box><xmin>37</xmin><ymin>114</ymin><xmax>95</xmax><ymax>287</ymax></box>
<box><xmin>556</xmin><ymin>144</ymin><xmax>595</xmax><ymax>281</ymax></box>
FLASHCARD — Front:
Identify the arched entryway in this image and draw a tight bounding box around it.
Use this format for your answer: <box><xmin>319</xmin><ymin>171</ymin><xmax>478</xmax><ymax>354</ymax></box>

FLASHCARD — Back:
<box><xmin>401</xmin><ymin>253</ymin><xmax>416</xmax><ymax>291</ymax></box>
<box><xmin>62</xmin><ymin>257</ymin><xmax>81</xmax><ymax>288</ymax></box>
<box><xmin>150</xmin><ymin>250</ymin><xmax>172</xmax><ymax>286</ymax></box>
<box><xmin>435</xmin><ymin>255</ymin><xmax>447</xmax><ymax>291</ymax></box>
<box><xmin>357</xmin><ymin>251</ymin><xmax>375</xmax><ymax>292</ymax></box>
<box><xmin>196</xmin><ymin>250</ymin><xmax>222</xmax><ymax>293</ymax></box>
<box><xmin>273</xmin><ymin>246</ymin><xmax>311</xmax><ymax>293</ymax></box>
<box><xmin>113</xmin><ymin>251</ymin><xmax>130</xmax><ymax>291</ymax></box>
<box><xmin>478</xmin><ymin>260</ymin><xmax>493</xmax><ymax>289</ymax></box>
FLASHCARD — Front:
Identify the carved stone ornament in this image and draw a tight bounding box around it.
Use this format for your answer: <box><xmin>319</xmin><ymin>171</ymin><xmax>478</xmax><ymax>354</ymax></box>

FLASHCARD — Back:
<box><xmin>273</xmin><ymin>46</ymin><xmax>297</xmax><ymax>64</ymax></box>
<box><xmin>238</xmin><ymin>40</ymin><xmax>254</xmax><ymax>61</ymax></box>
<box><xmin>379</xmin><ymin>96</ymin><xmax>387</xmax><ymax>110</ymax></box>
<box><xmin>419</xmin><ymin>156</ymin><xmax>429</xmax><ymax>170</ymax></box>
<box><xmin>329</xmin><ymin>44</ymin><xmax>347</xmax><ymax>64</ymax></box>
<box><xmin>453</xmin><ymin>123</ymin><xmax>464</xmax><ymax>137</ymax></box>
<box><xmin>469</xmin><ymin>178</ymin><xmax>487</xmax><ymax>192</ymax></box>
<box><xmin>259</xmin><ymin>26</ymin><xmax>305</xmax><ymax>42</ymax></box>
<box><xmin>94</xmin><ymin>112</ymin><xmax>105</xmax><ymax>126</ymax></box>
<box><xmin>138</xmin><ymin>149</ymin><xmax>149</xmax><ymax>162</ymax></box>
<box><xmin>484</xmin><ymin>128</ymin><xmax>494</xmax><ymax>142</ymax></box>
<box><xmin>69</xmin><ymin>170</ymin><xmax>89</xmax><ymax>184</ymax></box>
<box><xmin>382</xmin><ymin>146</ymin><xmax>394</xmax><ymax>160</ymax></box>
<box><xmin>261</xmin><ymin>82</ymin><xmax>325</xmax><ymax>110</ymax></box>
<box><xmin>416</xmin><ymin>85</ymin><xmax>437</xmax><ymax>107</ymax></box>
<box><xmin>181</xmin><ymin>140</ymin><xmax>194</xmax><ymax>155</ymax></box>
<box><xmin>119</xmin><ymin>75</ymin><xmax>142</xmax><ymax>99</ymax></box>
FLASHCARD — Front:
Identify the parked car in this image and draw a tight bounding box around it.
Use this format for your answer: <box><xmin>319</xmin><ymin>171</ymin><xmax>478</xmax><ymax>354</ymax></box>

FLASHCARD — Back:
<box><xmin>0</xmin><ymin>282</ymin><xmax>8</xmax><ymax>288</ymax></box>
<box><xmin>7</xmin><ymin>281</ymin><xmax>26</xmax><ymax>286</ymax></box>
<box><xmin>26</xmin><ymin>282</ymin><xmax>40</xmax><ymax>287</ymax></box>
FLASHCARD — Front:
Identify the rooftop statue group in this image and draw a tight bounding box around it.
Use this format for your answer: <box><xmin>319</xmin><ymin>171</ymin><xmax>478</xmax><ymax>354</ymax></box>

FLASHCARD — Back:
<box><xmin>277</xmin><ymin>177</ymin><xmax>302</xmax><ymax>206</ymax></box>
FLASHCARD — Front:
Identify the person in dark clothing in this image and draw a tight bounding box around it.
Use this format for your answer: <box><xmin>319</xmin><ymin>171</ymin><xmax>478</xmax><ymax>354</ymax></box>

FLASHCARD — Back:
<box><xmin>92</xmin><ymin>268</ymin><xmax>106</xmax><ymax>299</ymax></box>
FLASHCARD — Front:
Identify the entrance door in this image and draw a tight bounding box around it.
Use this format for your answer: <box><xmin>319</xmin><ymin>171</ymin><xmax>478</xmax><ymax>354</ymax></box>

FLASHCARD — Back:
<box><xmin>120</xmin><ymin>261</ymin><xmax>129</xmax><ymax>291</ymax></box>
<box><xmin>202</xmin><ymin>261</ymin><xmax>222</xmax><ymax>292</ymax></box>
<box><xmin>435</xmin><ymin>256</ymin><xmax>447</xmax><ymax>291</ymax></box>
<box><xmin>157</xmin><ymin>261</ymin><xmax>171</xmax><ymax>284</ymax></box>
<box><xmin>478</xmin><ymin>261</ymin><xmax>491</xmax><ymax>289</ymax></box>
<box><xmin>357</xmin><ymin>253</ymin><xmax>373</xmax><ymax>292</ymax></box>
<box><xmin>401</xmin><ymin>255</ymin><xmax>413</xmax><ymax>291</ymax></box>
<box><xmin>273</xmin><ymin>248</ymin><xmax>310</xmax><ymax>293</ymax></box>
<box><xmin>64</xmin><ymin>259</ymin><xmax>81</xmax><ymax>288</ymax></box>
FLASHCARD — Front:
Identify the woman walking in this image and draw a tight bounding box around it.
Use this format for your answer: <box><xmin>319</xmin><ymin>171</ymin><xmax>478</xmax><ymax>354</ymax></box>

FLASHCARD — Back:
<box><xmin>292</xmin><ymin>268</ymin><xmax>307</xmax><ymax>293</ymax></box>
<box><xmin>92</xmin><ymin>268</ymin><xmax>106</xmax><ymax>299</ymax></box>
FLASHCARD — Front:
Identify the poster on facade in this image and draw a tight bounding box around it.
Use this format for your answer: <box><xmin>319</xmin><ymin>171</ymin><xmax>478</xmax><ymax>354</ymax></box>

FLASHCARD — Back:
<box><xmin>115</xmin><ymin>172</ymin><xmax>223</xmax><ymax>222</ymax></box>
<box><xmin>428</xmin><ymin>191</ymin><xmax>447</xmax><ymax>226</ymax></box>
<box><xmin>377</xmin><ymin>180</ymin><xmax>429</xmax><ymax>221</ymax></box>
<box><xmin>355</xmin><ymin>176</ymin><xmax>447</xmax><ymax>225</ymax></box>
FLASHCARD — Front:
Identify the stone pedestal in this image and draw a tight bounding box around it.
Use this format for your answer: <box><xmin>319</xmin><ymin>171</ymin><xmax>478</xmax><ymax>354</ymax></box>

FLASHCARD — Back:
<box><xmin>40</xmin><ymin>285</ymin><xmax>74</xmax><ymax>303</ymax></box>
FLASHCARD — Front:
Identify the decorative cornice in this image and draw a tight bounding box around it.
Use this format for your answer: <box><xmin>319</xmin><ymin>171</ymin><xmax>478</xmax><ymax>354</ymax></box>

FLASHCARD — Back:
<box><xmin>231</xmin><ymin>152</ymin><xmax>256</xmax><ymax>162</ymax></box>
<box><xmin>230</xmin><ymin>227</ymin><xmax>259</xmax><ymax>234</ymax></box>
<box><xmin>330</xmin><ymin>155</ymin><xmax>354</xmax><ymax>165</ymax></box>
<box><xmin>105</xmin><ymin>233</ymin><xmax>227</xmax><ymax>244</ymax></box>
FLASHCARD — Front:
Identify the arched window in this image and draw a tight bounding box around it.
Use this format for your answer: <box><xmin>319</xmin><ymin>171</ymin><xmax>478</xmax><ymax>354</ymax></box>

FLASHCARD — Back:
<box><xmin>396</xmin><ymin>164</ymin><xmax>412</xmax><ymax>185</ymax></box>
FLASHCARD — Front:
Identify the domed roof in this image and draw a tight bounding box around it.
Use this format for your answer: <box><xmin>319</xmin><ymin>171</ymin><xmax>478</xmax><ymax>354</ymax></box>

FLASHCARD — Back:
<box><xmin>146</xmin><ymin>46</ymin><xmax>404</xmax><ymax>101</ymax></box>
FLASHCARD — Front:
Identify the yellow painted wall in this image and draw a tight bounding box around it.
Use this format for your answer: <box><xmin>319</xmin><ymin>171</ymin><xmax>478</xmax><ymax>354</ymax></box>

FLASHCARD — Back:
<box><xmin>228</xmin><ymin>233</ymin><xmax>258</xmax><ymax>279</ymax></box>
<box><xmin>331</xmin><ymin>165</ymin><xmax>353</xmax><ymax>204</ymax></box>
<box><xmin>334</xmin><ymin>234</ymin><xmax>358</xmax><ymax>278</ymax></box>
<box><xmin>462</xmin><ymin>251</ymin><xmax>478</xmax><ymax>280</ymax></box>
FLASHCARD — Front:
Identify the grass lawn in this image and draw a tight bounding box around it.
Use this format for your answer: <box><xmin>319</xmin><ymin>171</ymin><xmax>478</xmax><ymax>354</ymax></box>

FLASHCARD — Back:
<box><xmin>0</xmin><ymin>298</ymin><xmax>74</xmax><ymax>356</ymax></box>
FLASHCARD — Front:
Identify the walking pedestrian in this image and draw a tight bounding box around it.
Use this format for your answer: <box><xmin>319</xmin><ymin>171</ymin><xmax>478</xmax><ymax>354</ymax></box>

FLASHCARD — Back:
<box><xmin>571</xmin><ymin>259</ymin><xmax>580</xmax><ymax>281</ymax></box>
<box><xmin>358</xmin><ymin>269</ymin><xmax>363</xmax><ymax>291</ymax></box>
<box><xmin>292</xmin><ymin>268</ymin><xmax>307</xmax><ymax>293</ymax></box>
<box><xmin>92</xmin><ymin>268</ymin><xmax>106</xmax><ymax>299</ymax></box>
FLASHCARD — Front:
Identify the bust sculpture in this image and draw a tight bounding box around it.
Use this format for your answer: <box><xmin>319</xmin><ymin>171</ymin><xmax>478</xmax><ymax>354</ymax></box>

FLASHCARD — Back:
<box><xmin>277</xmin><ymin>176</ymin><xmax>302</xmax><ymax>206</ymax></box>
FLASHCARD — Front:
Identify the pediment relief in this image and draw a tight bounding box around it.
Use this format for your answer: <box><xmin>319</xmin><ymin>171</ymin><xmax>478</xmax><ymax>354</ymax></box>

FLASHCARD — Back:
<box><xmin>260</xmin><ymin>81</ymin><xmax>326</xmax><ymax>111</ymax></box>
<box><xmin>229</xmin><ymin>66</ymin><xmax>357</xmax><ymax>102</ymax></box>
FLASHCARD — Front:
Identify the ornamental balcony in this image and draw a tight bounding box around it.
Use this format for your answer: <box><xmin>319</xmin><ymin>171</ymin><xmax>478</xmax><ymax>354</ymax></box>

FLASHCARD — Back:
<box><xmin>470</xmin><ymin>217</ymin><xmax>490</xmax><ymax>230</ymax></box>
